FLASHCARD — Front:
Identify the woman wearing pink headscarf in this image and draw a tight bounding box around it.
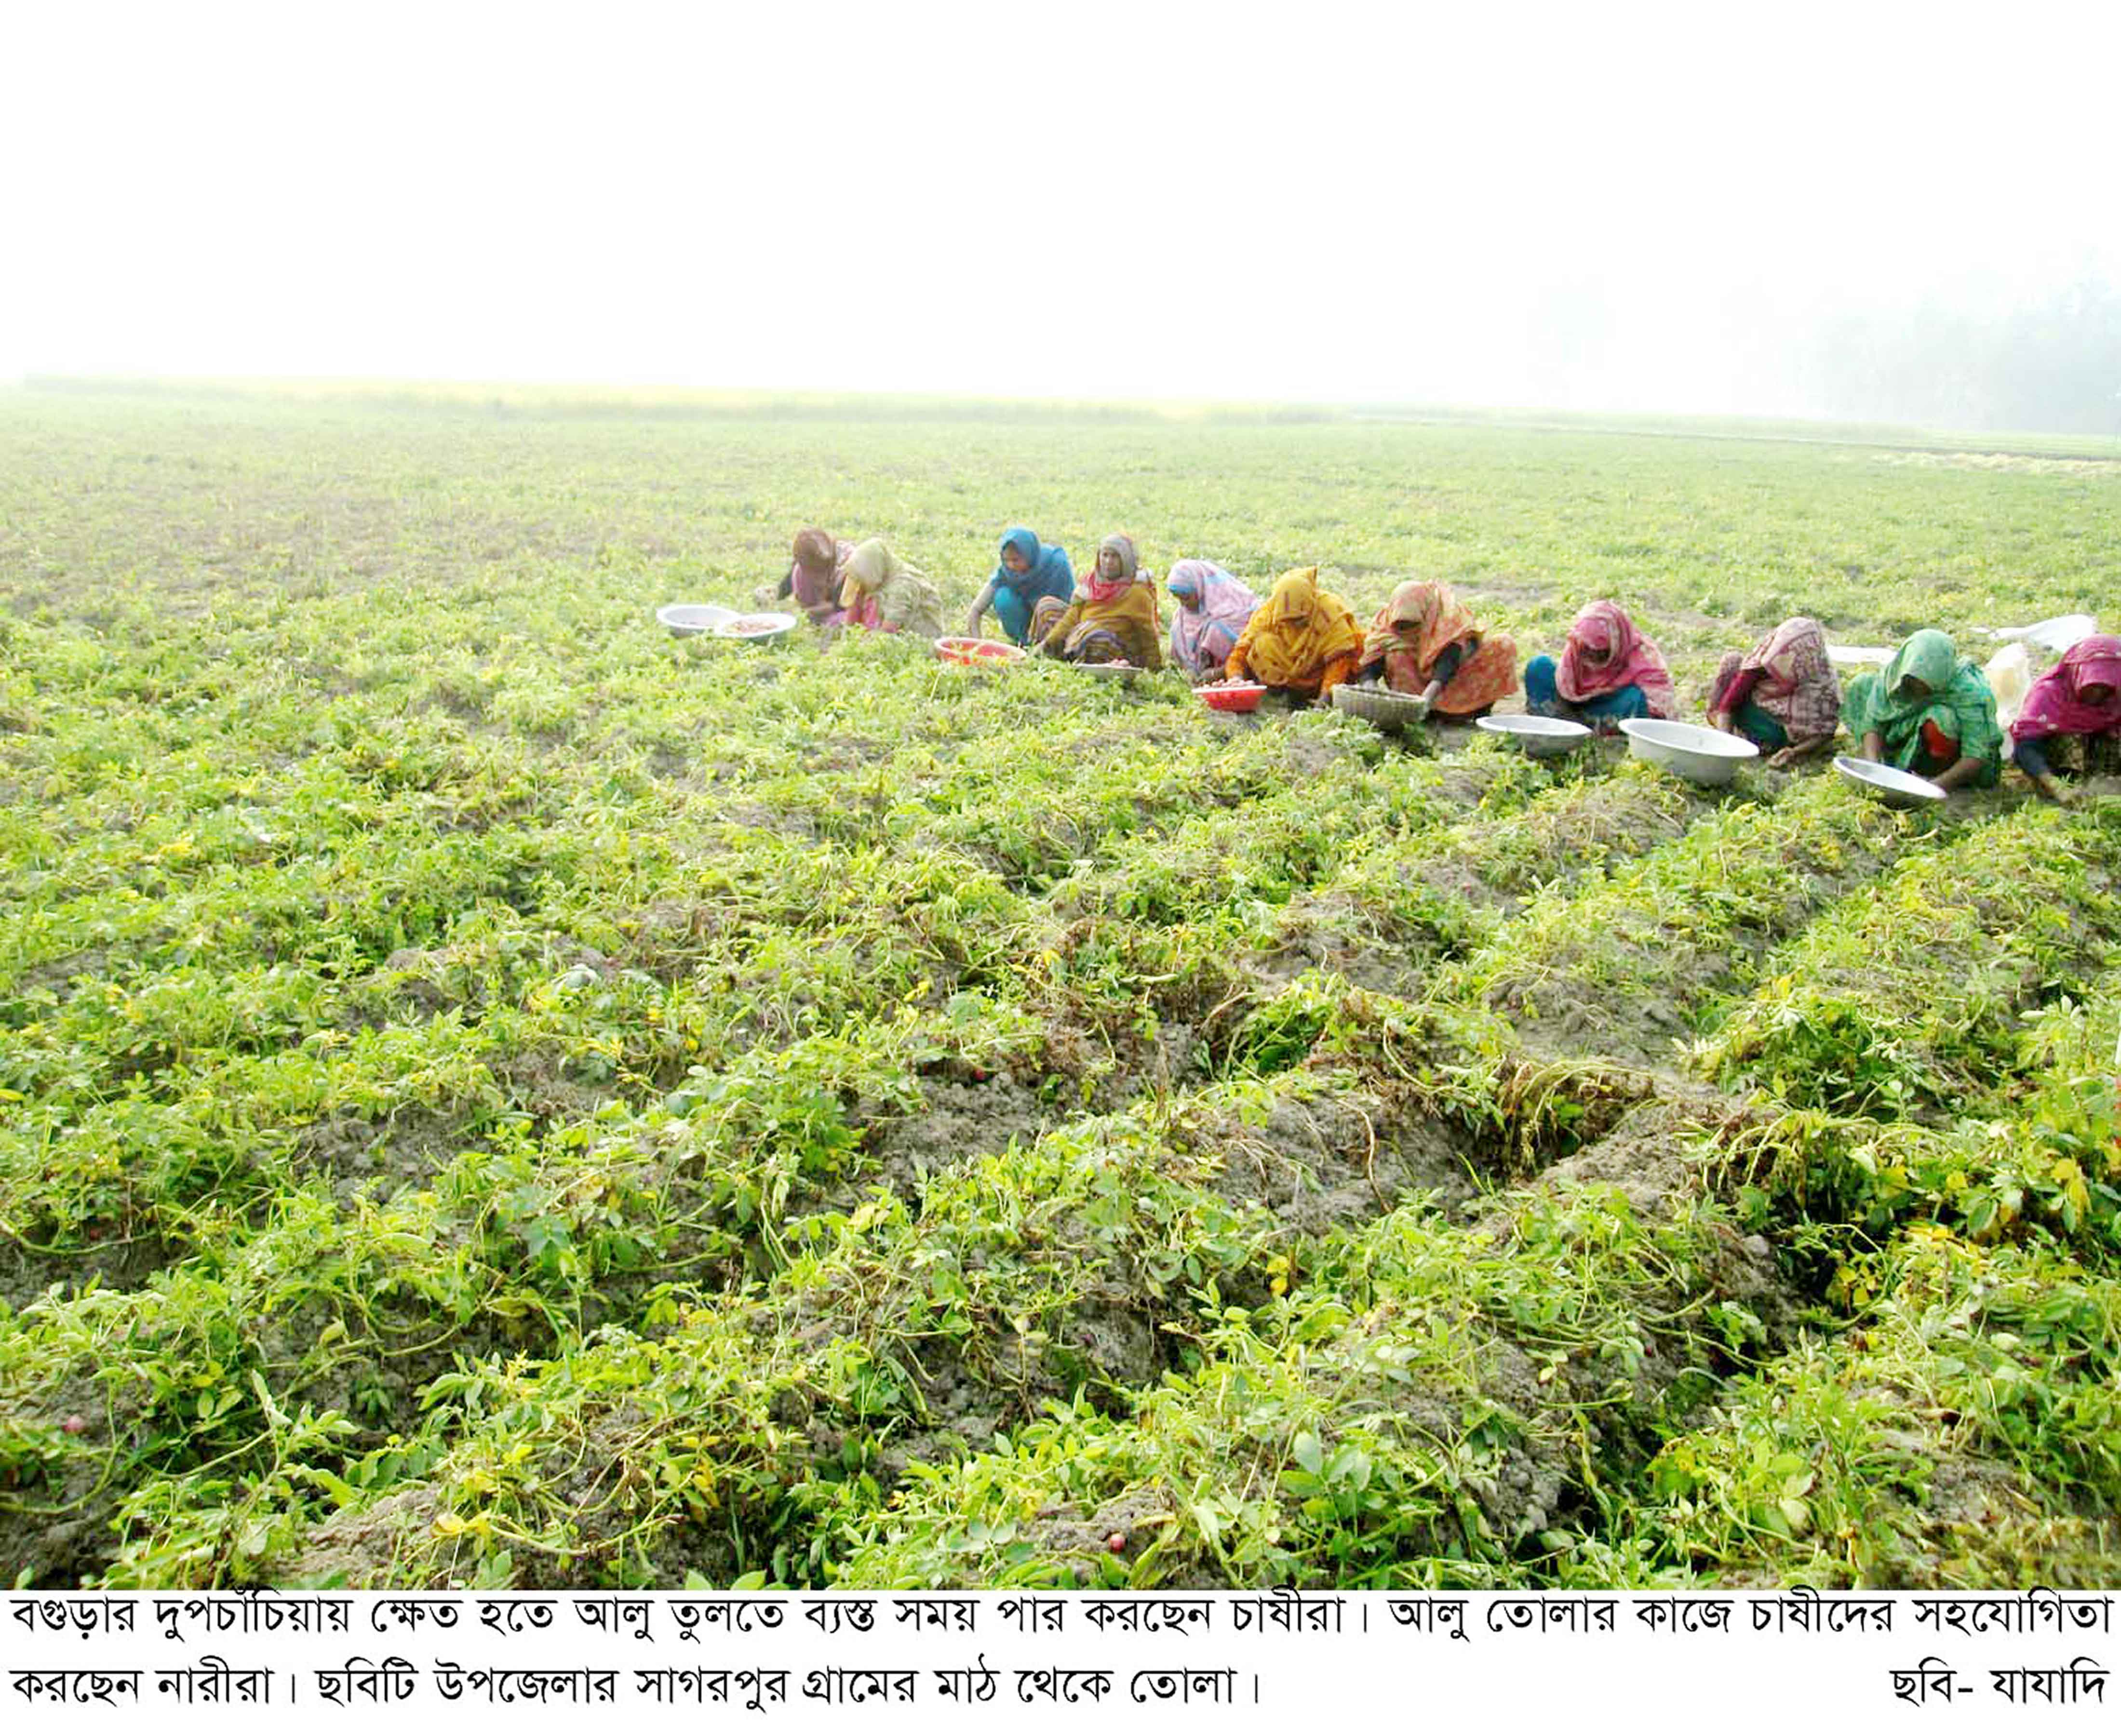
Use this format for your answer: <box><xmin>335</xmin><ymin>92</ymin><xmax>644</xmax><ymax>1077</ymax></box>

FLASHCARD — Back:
<box><xmin>2010</xmin><ymin>633</ymin><xmax>2121</xmax><ymax>804</ymax></box>
<box><xmin>1165</xmin><ymin>559</ymin><xmax>1259</xmax><ymax>681</ymax></box>
<box><xmin>1523</xmin><ymin>601</ymin><xmax>1676</xmax><ymax>732</ymax></box>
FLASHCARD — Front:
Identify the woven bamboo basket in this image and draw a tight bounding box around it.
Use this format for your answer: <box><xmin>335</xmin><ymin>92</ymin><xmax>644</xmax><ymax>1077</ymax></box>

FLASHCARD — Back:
<box><xmin>1330</xmin><ymin>684</ymin><xmax>1430</xmax><ymax>730</ymax></box>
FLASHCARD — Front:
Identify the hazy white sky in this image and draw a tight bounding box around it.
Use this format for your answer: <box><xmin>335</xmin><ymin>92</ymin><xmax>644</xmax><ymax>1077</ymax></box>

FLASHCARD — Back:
<box><xmin>5</xmin><ymin>0</ymin><xmax>2118</xmax><ymax>410</ymax></box>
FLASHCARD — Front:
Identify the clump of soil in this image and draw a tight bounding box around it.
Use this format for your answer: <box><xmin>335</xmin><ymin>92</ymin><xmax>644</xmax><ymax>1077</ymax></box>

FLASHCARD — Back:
<box><xmin>291</xmin><ymin>1105</ymin><xmax>482</xmax><ymax>1196</ymax></box>
<box><xmin>1179</xmin><ymin>1086</ymin><xmax>1478</xmax><ymax>1230</ymax></box>
<box><xmin>0</xmin><ymin>1362</ymin><xmax>155</xmax><ymax>1586</ymax></box>
<box><xmin>862</xmin><ymin>1072</ymin><xmax>1051</xmax><ymax>1197</ymax></box>
<box><xmin>0</xmin><ymin>1229</ymin><xmax>181</xmax><ymax>1313</ymax></box>
<box><xmin>1505</xmin><ymin>1094</ymin><xmax>1802</xmax><ymax>1342</ymax></box>
<box><xmin>279</xmin><ymin>1486</ymin><xmax>439</xmax><ymax>1588</ymax></box>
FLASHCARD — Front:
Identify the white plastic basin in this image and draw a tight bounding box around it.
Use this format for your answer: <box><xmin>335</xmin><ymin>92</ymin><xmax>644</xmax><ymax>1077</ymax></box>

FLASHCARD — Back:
<box><xmin>1619</xmin><ymin>718</ymin><xmax>1760</xmax><ymax>786</ymax></box>
<box><xmin>1834</xmin><ymin>755</ymin><xmax>1946</xmax><ymax>809</ymax></box>
<box><xmin>1476</xmin><ymin>714</ymin><xmax>1592</xmax><ymax>759</ymax></box>
<box><xmin>658</xmin><ymin>602</ymin><xmax>738</xmax><ymax>637</ymax></box>
<box><xmin>713</xmin><ymin>611</ymin><xmax>798</xmax><ymax>643</ymax></box>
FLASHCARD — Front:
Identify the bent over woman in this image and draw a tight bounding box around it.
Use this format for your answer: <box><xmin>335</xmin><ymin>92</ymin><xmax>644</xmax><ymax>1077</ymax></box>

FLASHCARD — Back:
<box><xmin>1524</xmin><ymin>601</ymin><xmax>1676</xmax><ymax>732</ymax></box>
<box><xmin>2010</xmin><ymin>633</ymin><xmax>2121</xmax><ymax>803</ymax></box>
<box><xmin>1166</xmin><ymin>560</ymin><xmax>1259</xmax><ymax>681</ymax></box>
<box><xmin>1222</xmin><ymin>568</ymin><xmax>1365</xmax><ymax>701</ymax></box>
<box><xmin>1843</xmin><ymin>629</ymin><xmax>2003</xmax><ymax>792</ymax></box>
<box><xmin>771</xmin><ymin>527</ymin><xmax>854</xmax><ymax>623</ymax></box>
<box><xmin>837</xmin><ymin>539</ymin><xmax>944</xmax><ymax>639</ymax></box>
<box><xmin>1356</xmin><ymin>580</ymin><xmax>1518</xmax><ymax>718</ymax></box>
<box><xmin>965</xmin><ymin>527</ymin><xmax>1074</xmax><ymax>645</ymax></box>
<box><xmin>1708</xmin><ymin>616</ymin><xmax>1841</xmax><ymax>768</ymax></box>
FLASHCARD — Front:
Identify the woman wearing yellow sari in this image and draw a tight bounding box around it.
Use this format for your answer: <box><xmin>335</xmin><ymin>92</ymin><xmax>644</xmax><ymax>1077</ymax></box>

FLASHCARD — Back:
<box><xmin>1037</xmin><ymin>534</ymin><xmax>1165</xmax><ymax>669</ymax></box>
<box><xmin>1219</xmin><ymin>568</ymin><xmax>1365</xmax><ymax>701</ymax></box>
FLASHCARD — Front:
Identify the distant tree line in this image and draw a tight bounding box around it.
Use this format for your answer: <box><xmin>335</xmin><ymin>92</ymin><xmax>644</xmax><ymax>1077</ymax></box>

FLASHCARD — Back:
<box><xmin>1804</xmin><ymin>277</ymin><xmax>2121</xmax><ymax>436</ymax></box>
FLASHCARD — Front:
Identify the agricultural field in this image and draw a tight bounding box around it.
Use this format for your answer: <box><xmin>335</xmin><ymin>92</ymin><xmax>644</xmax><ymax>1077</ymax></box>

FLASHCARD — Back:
<box><xmin>1</xmin><ymin>386</ymin><xmax>2117</xmax><ymax>1591</ymax></box>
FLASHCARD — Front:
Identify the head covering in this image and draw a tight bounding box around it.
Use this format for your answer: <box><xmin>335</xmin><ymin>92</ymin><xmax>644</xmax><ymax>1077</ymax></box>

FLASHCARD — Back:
<box><xmin>1361</xmin><ymin>579</ymin><xmax>1518</xmax><ymax>713</ymax></box>
<box><xmin>1049</xmin><ymin>577</ymin><xmax>1164</xmax><ymax>668</ymax></box>
<box><xmin>1844</xmin><ymin>629</ymin><xmax>2004</xmax><ymax>771</ymax></box>
<box><xmin>789</xmin><ymin>527</ymin><xmax>849</xmax><ymax>611</ymax></box>
<box><xmin>1557</xmin><ymin>601</ymin><xmax>1676</xmax><ymax>717</ymax></box>
<box><xmin>1085</xmin><ymin>533</ymin><xmax>1140</xmax><ymax>603</ymax></box>
<box><xmin>840</xmin><ymin>538</ymin><xmax>915</xmax><ymax>601</ymax></box>
<box><xmin>1885</xmin><ymin>629</ymin><xmax>1960</xmax><ymax>705</ymax></box>
<box><xmin>1166</xmin><ymin>559</ymin><xmax>1259</xmax><ymax>675</ymax></box>
<box><xmin>1729</xmin><ymin>616</ymin><xmax>1840</xmax><ymax>740</ymax></box>
<box><xmin>836</xmin><ymin>538</ymin><xmax>940</xmax><ymax>635</ymax></box>
<box><xmin>1238</xmin><ymin>568</ymin><xmax>1365</xmax><ymax>689</ymax></box>
<box><xmin>1362</xmin><ymin>580</ymin><xmax>1477</xmax><ymax>674</ymax></box>
<box><xmin>2010</xmin><ymin>633</ymin><xmax>2121</xmax><ymax>744</ymax></box>
<box><xmin>996</xmin><ymin>528</ymin><xmax>1073</xmax><ymax>599</ymax></box>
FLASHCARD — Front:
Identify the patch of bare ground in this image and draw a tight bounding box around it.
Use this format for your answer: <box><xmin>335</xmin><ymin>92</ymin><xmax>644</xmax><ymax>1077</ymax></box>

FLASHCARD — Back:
<box><xmin>290</xmin><ymin>1106</ymin><xmax>488</xmax><ymax>1198</ymax></box>
<box><xmin>278</xmin><ymin>1487</ymin><xmax>439</xmax><ymax>1588</ymax></box>
<box><xmin>1174</xmin><ymin>1084</ymin><xmax>1479</xmax><ymax>1229</ymax></box>
<box><xmin>0</xmin><ymin>1229</ymin><xmax>183</xmax><ymax>1314</ymax></box>
<box><xmin>0</xmin><ymin>1343</ymin><xmax>164</xmax><ymax>1586</ymax></box>
<box><xmin>859</xmin><ymin>1071</ymin><xmax>1054</xmax><ymax>1197</ymax></box>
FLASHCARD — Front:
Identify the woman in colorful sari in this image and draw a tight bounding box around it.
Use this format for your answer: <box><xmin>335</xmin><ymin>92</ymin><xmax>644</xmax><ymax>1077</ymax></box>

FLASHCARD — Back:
<box><xmin>836</xmin><ymin>539</ymin><xmax>944</xmax><ymax>639</ymax></box>
<box><xmin>2009</xmin><ymin>633</ymin><xmax>2121</xmax><ymax>804</ymax></box>
<box><xmin>1028</xmin><ymin>592</ymin><xmax>1070</xmax><ymax>645</ymax></box>
<box><xmin>766</xmin><ymin>526</ymin><xmax>853</xmax><ymax>623</ymax></box>
<box><xmin>1220</xmin><ymin>568</ymin><xmax>1365</xmax><ymax>701</ymax></box>
<box><xmin>1843</xmin><ymin>628</ymin><xmax>2003</xmax><ymax>792</ymax></box>
<box><xmin>1523</xmin><ymin>601</ymin><xmax>1676</xmax><ymax>733</ymax></box>
<box><xmin>1354</xmin><ymin>579</ymin><xmax>1518</xmax><ymax>720</ymax></box>
<box><xmin>1165</xmin><ymin>559</ymin><xmax>1259</xmax><ymax>682</ymax></box>
<box><xmin>964</xmin><ymin>527</ymin><xmax>1074</xmax><ymax>645</ymax></box>
<box><xmin>1708</xmin><ymin>616</ymin><xmax>1842</xmax><ymax>769</ymax></box>
<box><xmin>1037</xmin><ymin>534</ymin><xmax>1164</xmax><ymax>668</ymax></box>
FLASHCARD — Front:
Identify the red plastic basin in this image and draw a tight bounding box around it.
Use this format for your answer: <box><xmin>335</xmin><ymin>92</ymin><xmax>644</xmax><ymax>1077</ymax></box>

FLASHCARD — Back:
<box><xmin>934</xmin><ymin>637</ymin><xmax>1027</xmax><ymax>667</ymax></box>
<box><xmin>1196</xmin><ymin>682</ymin><xmax>1267</xmax><ymax>713</ymax></box>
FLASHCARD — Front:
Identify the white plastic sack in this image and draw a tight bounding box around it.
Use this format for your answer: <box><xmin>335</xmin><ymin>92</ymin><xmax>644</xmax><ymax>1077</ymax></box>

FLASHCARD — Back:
<box><xmin>1984</xmin><ymin>641</ymin><xmax>2032</xmax><ymax>732</ymax></box>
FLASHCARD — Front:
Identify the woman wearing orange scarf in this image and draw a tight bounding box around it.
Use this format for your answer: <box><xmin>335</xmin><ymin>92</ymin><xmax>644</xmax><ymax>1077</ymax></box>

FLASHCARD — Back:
<box><xmin>1355</xmin><ymin>580</ymin><xmax>1518</xmax><ymax>719</ymax></box>
<box><xmin>1220</xmin><ymin>568</ymin><xmax>1365</xmax><ymax>701</ymax></box>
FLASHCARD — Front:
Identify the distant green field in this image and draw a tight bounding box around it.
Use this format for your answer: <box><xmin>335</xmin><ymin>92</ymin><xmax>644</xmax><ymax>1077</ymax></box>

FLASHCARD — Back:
<box><xmin>2</xmin><ymin>387</ymin><xmax>2116</xmax><ymax>1589</ymax></box>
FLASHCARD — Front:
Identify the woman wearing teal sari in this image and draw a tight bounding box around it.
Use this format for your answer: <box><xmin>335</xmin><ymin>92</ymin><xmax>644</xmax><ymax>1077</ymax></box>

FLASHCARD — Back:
<box><xmin>1843</xmin><ymin>629</ymin><xmax>2004</xmax><ymax>792</ymax></box>
<box><xmin>963</xmin><ymin>528</ymin><xmax>1074</xmax><ymax>646</ymax></box>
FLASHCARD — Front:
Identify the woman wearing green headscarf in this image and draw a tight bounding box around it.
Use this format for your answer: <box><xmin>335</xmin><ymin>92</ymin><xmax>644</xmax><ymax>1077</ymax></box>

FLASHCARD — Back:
<box><xmin>1842</xmin><ymin>629</ymin><xmax>2004</xmax><ymax>791</ymax></box>
<box><xmin>836</xmin><ymin>539</ymin><xmax>944</xmax><ymax>639</ymax></box>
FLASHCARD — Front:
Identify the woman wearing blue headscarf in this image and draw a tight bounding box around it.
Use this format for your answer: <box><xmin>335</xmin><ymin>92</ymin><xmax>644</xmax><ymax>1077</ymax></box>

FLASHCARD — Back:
<box><xmin>963</xmin><ymin>527</ymin><xmax>1075</xmax><ymax>644</ymax></box>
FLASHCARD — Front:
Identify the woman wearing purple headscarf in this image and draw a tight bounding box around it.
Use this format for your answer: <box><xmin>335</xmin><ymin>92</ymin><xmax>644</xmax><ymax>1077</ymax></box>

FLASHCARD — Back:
<box><xmin>1165</xmin><ymin>560</ymin><xmax>1259</xmax><ymax>682</ymax></box>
